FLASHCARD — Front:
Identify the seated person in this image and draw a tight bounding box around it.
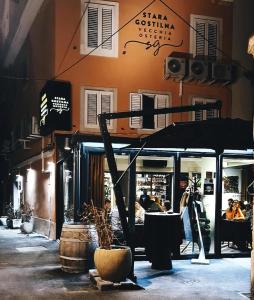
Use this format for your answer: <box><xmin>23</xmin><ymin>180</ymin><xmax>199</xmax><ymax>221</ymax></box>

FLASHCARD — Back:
<box><xmin>154</xmin><ymin>196</ymin><xmax>163</xmax><ymax>210</ymax></box>
<box><xmin>146</xmin><ymin>198</ymin><xmax>163</xmax><ymax>212</ymax></box>
<box><xmin>232</xmin><ymin>200</ymin><xmax>245</xmax><ymax>220</ymax></box>
<box><xmin>139</xmin><ymin>189</ymin><xmax>151</xmax><ymax>210</ymax></box>
<box><xmin>225</xmin><ymin>198</ymin><xmax>234</xmax><ymax>220</ymax></box>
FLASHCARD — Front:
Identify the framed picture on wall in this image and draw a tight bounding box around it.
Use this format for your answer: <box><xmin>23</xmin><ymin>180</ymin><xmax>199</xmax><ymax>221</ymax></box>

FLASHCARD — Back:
<box><xmin>204</xmin><ymin>183</ymin><xmax>214</xmax><ymax>195</ymax></box>
<box><xmin>223</xmin><ymin>176</ymin><xmax>239</xmax><ymax>193</ymax></box>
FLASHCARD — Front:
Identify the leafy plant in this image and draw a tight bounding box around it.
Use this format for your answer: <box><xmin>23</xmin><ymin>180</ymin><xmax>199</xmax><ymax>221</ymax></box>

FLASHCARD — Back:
<box><xmin>80</xmin><ymin>201</ymin><xmax>113</xmax><ymax>250</ymax></box>
<box><xmin>6</xmin><ymin>204</ymin><xmax>22</xmax><ymax>219</ymax></box>
<box><xmin>20</xmin><ymin>203</ymin><xmax>33</xmax><ymax>222</ymax></box>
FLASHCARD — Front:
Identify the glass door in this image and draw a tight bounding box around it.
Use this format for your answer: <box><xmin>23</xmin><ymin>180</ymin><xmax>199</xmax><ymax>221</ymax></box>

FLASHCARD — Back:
<box><xmin>180</xmin><ymin>156</ymin><xmax>216</xmax><ymax>256</ymax></box>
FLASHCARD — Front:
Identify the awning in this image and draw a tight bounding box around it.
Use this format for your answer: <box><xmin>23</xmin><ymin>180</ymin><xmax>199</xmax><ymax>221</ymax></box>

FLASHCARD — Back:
<box><xmin>127</xmin><ymin>118</ymin><xmax>254</xmax><ymax>152</ymax></box>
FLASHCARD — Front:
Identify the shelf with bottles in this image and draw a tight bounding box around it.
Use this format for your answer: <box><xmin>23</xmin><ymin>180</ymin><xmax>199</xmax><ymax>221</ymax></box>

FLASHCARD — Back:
<box><xmin>136</xmin><ymin>172</ymin><xmax>171</xmax><ymax>200</ymax></box>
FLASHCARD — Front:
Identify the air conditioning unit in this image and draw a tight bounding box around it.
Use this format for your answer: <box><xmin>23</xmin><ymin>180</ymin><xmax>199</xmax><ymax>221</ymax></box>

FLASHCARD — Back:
<box><xmin>164</xmin><ymin>56</ymin><xmax>188</xmax><ymax>81</ymax></box>
<box><xmin>211</xmin><ymin>62</ymin><xmax>237</xmax><ymax>85</ymax></box>
<box><xmin>187</xmin><ymin>59</ymin><xmax>212</xmax><ymax>83</ymax></box>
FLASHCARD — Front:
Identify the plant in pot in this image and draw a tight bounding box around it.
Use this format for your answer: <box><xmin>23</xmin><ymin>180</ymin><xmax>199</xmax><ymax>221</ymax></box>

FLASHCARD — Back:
<box><xmin>6</xmin><ymin>204</ymin><xmax>22</xmax><ymax>229</ymax></box>
<box><xmin>20</xmin><ymin>203</ymin><xmax>34</xmax><ymax>234</ymax></box>
<box><xmin>81</xmin><ymin>201</ymin><xmax>132</xmax><ymax>283</ymax></box>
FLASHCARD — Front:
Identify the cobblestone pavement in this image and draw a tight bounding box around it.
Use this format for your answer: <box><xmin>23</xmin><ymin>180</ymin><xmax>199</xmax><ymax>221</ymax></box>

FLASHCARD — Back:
<box><xmin>0</xmin><ymin>226</ymin><xmax>251</xmax><ymax>300</ymax></box>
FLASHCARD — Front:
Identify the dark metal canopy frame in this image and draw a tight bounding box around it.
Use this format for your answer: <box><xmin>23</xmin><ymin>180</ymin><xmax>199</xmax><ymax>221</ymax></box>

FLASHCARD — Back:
<box><xmin>98</xmin><ymin>100</ymin><xmax>254</xmax><ymax>279</ymax></box>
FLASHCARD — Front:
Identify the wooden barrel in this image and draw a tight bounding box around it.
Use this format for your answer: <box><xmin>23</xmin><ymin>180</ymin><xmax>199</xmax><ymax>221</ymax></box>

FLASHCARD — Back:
<box><xmin>59</xmin><ymin>223</ymin><xmax>98</xmax><ymax>273</ymax></box>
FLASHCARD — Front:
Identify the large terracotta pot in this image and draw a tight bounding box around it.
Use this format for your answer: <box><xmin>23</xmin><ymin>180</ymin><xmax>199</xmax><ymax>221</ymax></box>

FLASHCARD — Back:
<box><xmin>94</xmin><ymin>246</ymin><xmax>132</xmax><ymax>282</ymax></box>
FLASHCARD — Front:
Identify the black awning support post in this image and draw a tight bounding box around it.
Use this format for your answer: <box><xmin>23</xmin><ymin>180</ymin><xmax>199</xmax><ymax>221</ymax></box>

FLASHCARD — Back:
<box><xmin>98</xmin><ymin>115</ymin><xmax>129</xmax><ymax>244</ymax></box>
<box><xmin>215</xmin><ymin>152</ymin><xmax>223</xmax><ymax>258</ymax></box>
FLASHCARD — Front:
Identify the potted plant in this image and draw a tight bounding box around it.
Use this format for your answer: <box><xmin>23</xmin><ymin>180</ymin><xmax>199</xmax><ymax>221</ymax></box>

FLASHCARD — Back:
<box><xmin>6</xmin><ymin>204</ymin><xmax>22</xmax><ymax>229</ymax></box>
<box><xmin>20</xmin><ymin>203</ymin><xmax>34</xmax><ymax>234</ymax></box>
<box><xmin>81</xmin><ymin>201</ymin><xmax>132</xmax><ymax>283</ymax></box>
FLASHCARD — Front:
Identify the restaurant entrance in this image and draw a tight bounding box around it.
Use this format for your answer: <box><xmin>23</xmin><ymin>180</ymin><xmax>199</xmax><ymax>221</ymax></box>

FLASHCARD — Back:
<box><xmin>180</xmin><ymin>156</ymin><xmax>216</xmax><ymax>256</ymax></box>
<box><xmin>73</xmin><ymin>142</ymin><xmax>253</xmax><ymax>260</ymax></box>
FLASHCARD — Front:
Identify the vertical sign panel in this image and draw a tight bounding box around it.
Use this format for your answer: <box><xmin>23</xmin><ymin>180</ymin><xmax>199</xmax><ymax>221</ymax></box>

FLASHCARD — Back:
<box><xmin>39</xmin><ymin>80</ymin><xmax>71</xmax><ymax>136</ymax></box>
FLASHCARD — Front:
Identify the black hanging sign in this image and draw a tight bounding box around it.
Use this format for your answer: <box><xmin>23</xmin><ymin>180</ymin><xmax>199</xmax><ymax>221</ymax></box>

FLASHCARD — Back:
<box><xmin>39</xmin><ymin>80</ymin><xmax>71</xmax><ymax>136</ymax></box>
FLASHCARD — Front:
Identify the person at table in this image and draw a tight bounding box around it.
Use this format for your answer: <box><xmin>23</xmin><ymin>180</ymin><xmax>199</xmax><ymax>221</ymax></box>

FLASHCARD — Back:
<box><xmin>154</xmin><ymin>196</ymin><xmax>163</xmax><ymax>211</ymax></box>
<box><xmin>139</xmin><ymin>189</ymin><xmax>151</xmax><ymax>210</ymax></box>
<box><xmin>146</xmin><ymin>198</ymin><xmax>163</xmax><ymax>212</ymax></box>
<box><xmin>225</xmin><ymin>198</ymin><xmax>234</xmax><ymax>220</ymax></box>
<box><xmin>232</xmin><ymin>200</ymin><xmax>245</xmax><ymax>220</ymax></box>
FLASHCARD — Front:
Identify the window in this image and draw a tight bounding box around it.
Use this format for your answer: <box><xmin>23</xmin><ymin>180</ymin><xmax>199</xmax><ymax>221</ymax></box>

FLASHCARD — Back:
<box><xmin>192</xmin><ymin>97</ymin><xmax>219</xmax><ymax>121</ymax></box>
<box><xmin>83</xmin><ymin>89</ymin><xmax>114</xmax><ymax>129</ymax></box>
<box><xmin>81</xmin><ymin>0</ymin><xmax>119</xmax><ymax>57</ymax></box>
<box><xmin>190</xmin><ymin>15</ymin><xmax>222</xmax><ymax>59</ymax></box>
<box><xmin>129</xmin><ymin>93</ymin><xmax>171</xmax><ymax>130</ymax></box>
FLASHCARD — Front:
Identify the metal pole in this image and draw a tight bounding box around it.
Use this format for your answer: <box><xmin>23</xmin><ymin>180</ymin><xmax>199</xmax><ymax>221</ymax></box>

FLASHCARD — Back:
<box><xmin>215</xmin><ymin>153</ymin><xmax>223</xmax><ymax>258</ymax></box>
<box><xmin>173</xmin><ymin>152</ymin><xmax>181</xmax><ymax>213</ymax></box>
<box><xmin>98</xmin><ymin>115</ymin><xmax>129</xmax><ymax>242</ymax></box>
<box><xmin>128</xmin><ymin>151</ymin><xmax>137</xmax><ymax>281</ymax></box>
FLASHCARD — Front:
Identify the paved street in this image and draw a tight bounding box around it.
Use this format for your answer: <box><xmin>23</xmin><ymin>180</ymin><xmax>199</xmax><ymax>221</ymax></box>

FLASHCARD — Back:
<box><xmin>0</xmin><ymin>226</ymin><xmax>251</xmax><ymax>300</ymax></box>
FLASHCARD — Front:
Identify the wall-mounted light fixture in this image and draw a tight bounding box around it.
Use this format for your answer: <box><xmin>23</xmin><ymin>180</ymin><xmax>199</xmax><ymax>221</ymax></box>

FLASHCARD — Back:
<box><xmin>248</xmin><ymin>34</ymin><xmax>254</xmax><ymax>58</ymax></box>
<box><xmin>64</xmin><ymin>137</ymin><xmax>71</xmax><ymax>151</ymax></box>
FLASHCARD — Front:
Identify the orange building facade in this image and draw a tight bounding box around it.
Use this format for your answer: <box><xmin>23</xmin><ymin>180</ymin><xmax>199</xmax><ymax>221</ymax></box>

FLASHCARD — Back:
<box><xmin>4</xmin><ymin>0</ymin><xmax>248</xmax><ymax>250</ymax></box>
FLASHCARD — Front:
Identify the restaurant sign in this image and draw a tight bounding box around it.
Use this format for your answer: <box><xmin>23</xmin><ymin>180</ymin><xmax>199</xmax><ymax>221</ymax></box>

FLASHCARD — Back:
<box><xmin>39</xmin><ymin>80</ymin><xmax>71</xmax><ymax>136</ymax></box>
<box><xmin>123</xmin><ymin>10</ymin><xmax>183</xmax><ymax>56</ymax></box>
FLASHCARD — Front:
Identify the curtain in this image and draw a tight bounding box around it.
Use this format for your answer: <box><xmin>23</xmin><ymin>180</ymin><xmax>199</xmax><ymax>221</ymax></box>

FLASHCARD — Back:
<box><xmin>88</xmin><ymin>153</ymin><xmax>104</xmax><ymax>208</ymax></box>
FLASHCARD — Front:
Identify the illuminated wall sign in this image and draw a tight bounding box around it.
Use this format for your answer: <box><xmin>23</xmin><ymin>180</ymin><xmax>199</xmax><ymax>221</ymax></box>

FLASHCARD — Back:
<box><xmin>39</xmin><ymin>80</ymin><xmax>71</xmax><ymax>136</ymax></box>
<box><xmin>123</xmin><ymin>10</ymin><xmax>183</xmax><ymax>56</ymax></box>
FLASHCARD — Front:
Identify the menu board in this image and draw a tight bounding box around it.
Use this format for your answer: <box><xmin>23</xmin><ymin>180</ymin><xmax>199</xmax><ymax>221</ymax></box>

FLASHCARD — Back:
<box><xmin>39</xmin><ymin>80</ymin><xmax>71</xmax><ymax>136</ymax></box>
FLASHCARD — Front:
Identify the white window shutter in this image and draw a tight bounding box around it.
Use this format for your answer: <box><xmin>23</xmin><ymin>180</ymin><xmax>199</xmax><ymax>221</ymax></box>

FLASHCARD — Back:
<box><xmin>190</xmin><ymin>15</ymin><xmax>221</xmax><ymax>59</ymax></box>
<box><xmin>101</xmin><ymin>91</ymin><xmax>113</xmax><ymax>126</ymax></box>
<box><xmin>129</xmin><ymin>93</ymin><xmax>142</xmax><ymax>129</ymax></box>
<box><xmin>155</xmin><ymin>95</ymin><xmax>169</xmax><ymax>129</ymax></box>
<box><xmin>87</xmin><ymin>6</ymin><xmax>99</xmax><ymax>48</ymax></box>
<box><xmin>205</xmin><ymin>99</ymin><xmax>218</xmax><ymax>119</ymax></box>
<box><xmin>196</xmin><ymin>21</ymin><xmax>206</xmax><ymax>57</ymax></box>
<box><xmin>192</xmin><ymin>97</ymin><xmax>204</xmax><ymax>121</ymax></box>
<box><xmin>192</xmin><ymin>97</ymin><xmax>218</xmax><ymax>121</ymax></box>
<box><xmin>81</xmin><ymin>1</ymin><xmax>118</xmax><ymax>57</ymax></box>
<box><xmin>86</xmin><ymin>90</ymin><xmax>98</xmax><ymax>125</ymax></box>
<box><xmin>102</xmin><ymin>8</ymin><xmax>113</xmax><ymax>50</ymax></box>
<box><xmin>207</xmin><ymin>22</ymin><xmax>218</xmax><ymax>58</ymax></box>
